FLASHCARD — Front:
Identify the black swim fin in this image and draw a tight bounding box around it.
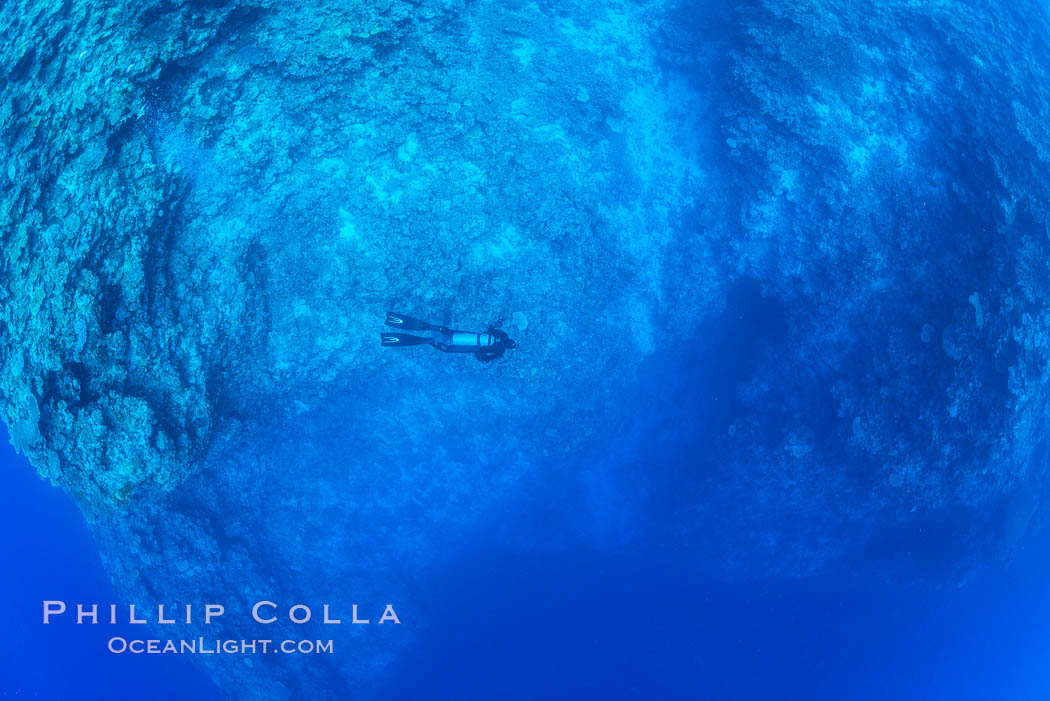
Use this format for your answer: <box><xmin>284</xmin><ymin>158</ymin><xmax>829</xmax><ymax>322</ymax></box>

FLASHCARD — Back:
<box><xmin>385</xmin><ymin>312</ymin><xmax>438</xmax><ymax>331</ymax></box>
<box><xmin>381</xmin><ymin>333</ymin><xmax>431</xmax><ymax>347</ymax></box>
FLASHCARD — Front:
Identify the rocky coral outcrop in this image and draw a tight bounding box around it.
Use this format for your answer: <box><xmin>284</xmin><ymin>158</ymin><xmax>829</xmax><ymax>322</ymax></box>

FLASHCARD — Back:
<box><xmin>2</xmin><ymin>0</ymin><xmax>704</xmax><ymax>697</ymax></box>
<box><xmin>643</xmin><ymin>0</ymin><xmax>1050</xmax><ymax>575</ymax></box>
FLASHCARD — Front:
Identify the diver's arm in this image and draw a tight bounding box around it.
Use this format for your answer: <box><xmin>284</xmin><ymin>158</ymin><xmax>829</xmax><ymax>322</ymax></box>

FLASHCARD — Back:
<box><xmin>474</xmin><ymin>347</ymin><xmax>504</xmax><ymax>363</ymax></box>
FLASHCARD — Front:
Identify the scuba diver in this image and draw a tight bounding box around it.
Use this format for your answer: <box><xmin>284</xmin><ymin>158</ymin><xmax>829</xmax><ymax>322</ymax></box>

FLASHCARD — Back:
<box><xmin>381</xmin><ymin>312</ymin><xmax>518</xmax><ymax>363</ymax></box>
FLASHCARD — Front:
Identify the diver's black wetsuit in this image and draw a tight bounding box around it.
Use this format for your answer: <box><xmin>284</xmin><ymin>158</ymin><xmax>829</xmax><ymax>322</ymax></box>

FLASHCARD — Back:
<box><xmin>381</xmin><ymin>312</ymin><xmax>518</xmax><ymax>363</ymax></box>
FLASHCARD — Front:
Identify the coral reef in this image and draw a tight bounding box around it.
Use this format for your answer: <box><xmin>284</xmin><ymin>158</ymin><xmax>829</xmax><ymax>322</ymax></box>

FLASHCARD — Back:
<box><xmin>641</xmin><ymin>0</ymin><xmax>1050</xmax><ymax>574</ymax></box>
<box><xmin>1</xmin><ymin>0</ymin><xmax>703</xmax><ymax>697</ymax></box>
<box><xmin>0</xmin><ymin>0</ymin><xmax>703</xmax><ymax>506</ymax></box>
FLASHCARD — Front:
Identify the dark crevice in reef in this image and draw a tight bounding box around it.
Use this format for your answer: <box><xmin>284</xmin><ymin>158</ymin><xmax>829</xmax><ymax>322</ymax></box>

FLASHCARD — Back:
<box><xmin>239</xmin><ymin>239</ymin><xmax>271</xmax><ymax>334</ymax></box>
<box><xmin>203</xmin><ymin>365</ymin><xmax>239</xmax><ymax>421</ymax></box>
<box><xmin>142</xmin><ymin>4</ymin><xmax>273</xmax><ymax>110</ymax></box>
<box><xmin>137</xmin><ymin>3</ymin><xmax>181</xmax><ymax>34</ymax></box>
<box><xmin>10</xmin><ymin>47</ymin><xmax>36</xmax><ymax>82</ymax></box>
<box><xmin>144</xmin><ymin>190</ymin><xmax>184</xmax><ymax>327</ymax></box>
<box><xmin>37</xmin><ymin>362</ymin><xmax>99</xmax><ymax>442</ymax></box>
<box><xmin>63</xmin><ymin>361</ymin><xmax>100</xmax><ymax>409</ymax></box>
<box><xmin>32</xmin><ymin>170</ymin><xmax>56</xmax><ymax>224</ymax></box>
<box><xmin>44</xmin><ymin>21</ymin><xmax>73</xmax><ymax>69</ymax></box>
<box><xmin>102</xmin><ymin>115</ymin><xmax>140</xmax><ymax>167</ymax></box>
<box><xmin>152</xmin><ymin>56</ymin><xmax>206</xmax><ymax>101</ymax></box>
<box><xmin>98</xmin><ymin>283</ymin><xmax>127</xmax><ymax>334</ymax></box>
<box><xmin>42</xmin><ymin>367</ymin><xmax>71</xmax><ymax>411</ymax></box>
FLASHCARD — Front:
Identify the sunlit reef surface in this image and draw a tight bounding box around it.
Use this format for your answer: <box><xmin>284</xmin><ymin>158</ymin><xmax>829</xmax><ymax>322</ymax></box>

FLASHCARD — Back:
<box><xmin>4</xmin><ymin>0</ymin><xmax>1050</xmax><ymax>697</ymax></box>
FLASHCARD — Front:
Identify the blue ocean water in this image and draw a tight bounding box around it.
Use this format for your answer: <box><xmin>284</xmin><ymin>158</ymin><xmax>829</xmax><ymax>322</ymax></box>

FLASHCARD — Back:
<box><xmin>0</xmin><ymin>425</ymin><xmax>220</xmax><ymax>701</ymax></box>
<box><xmin>5</xmin><ymin>372</ymin><xmax>1050</xmax><ymax>700</ymax></box>
<box><xmin>370</xmin><ymin>325</ymin><xmax>1050</xmax><ymax>701</ymax></box>
<box><xmin>5</xmin><ymin>0</ymin><xmax>1050</xmax><ymax>698</ymax></box>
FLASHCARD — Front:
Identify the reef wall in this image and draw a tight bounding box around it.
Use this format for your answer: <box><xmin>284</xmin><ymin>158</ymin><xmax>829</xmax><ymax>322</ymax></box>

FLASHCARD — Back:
<box><xmin>631</xmin><ymin>0</ymin><xmax>1050</xmax><ymax>575</ymax></box>
<box><xmin>0</xmin><ymin>0</ymin><xmax>705</xmax><ymax>506</ymax></box>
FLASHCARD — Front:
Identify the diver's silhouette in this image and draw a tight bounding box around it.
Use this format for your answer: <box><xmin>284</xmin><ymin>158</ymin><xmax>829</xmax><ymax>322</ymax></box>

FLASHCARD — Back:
<box><xmin>381</xmin><ymin>312</ymin><xmax>518</xmax><ymax>363</ymax></box>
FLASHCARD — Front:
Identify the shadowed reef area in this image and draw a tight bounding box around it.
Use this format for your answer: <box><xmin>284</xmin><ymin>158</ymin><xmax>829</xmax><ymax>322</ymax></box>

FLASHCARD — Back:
<box><xmin>4</xmin><ymin>0</ymin><xmax>1050</xmax><ymax>697</ymax></box>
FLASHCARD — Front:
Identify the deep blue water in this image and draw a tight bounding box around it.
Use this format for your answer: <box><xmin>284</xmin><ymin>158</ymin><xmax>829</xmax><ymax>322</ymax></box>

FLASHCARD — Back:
<box><xmin>5</xmin><ymin>402</ymin><xmax>1050</xmax><ymax>700</ymax></box>
<box><xmin>2</xmin><ymin>278</ymin><xmax>1049</xmax><ymax>699</ymax></box>
<box><xmin>378</xmin><ymin>536</ymin><xmax>1050</xmax><ymax>700</ymax></box>
<box><xmin>367</xmin><ymin>290</ymin><xmax>1050</xmax><ymax>700</ymax></box>
<box><xmin>0</xmin><ymin>426</ymin><xmax>220</xmax><ymax>701</ymax></box>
